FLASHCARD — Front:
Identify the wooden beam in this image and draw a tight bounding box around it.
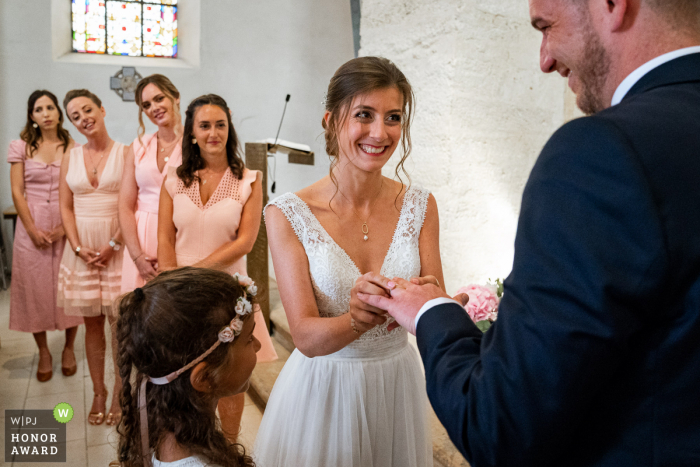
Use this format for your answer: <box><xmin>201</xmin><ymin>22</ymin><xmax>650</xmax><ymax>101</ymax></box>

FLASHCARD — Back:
<box><xmin>245</xmin><ymin>143</ymin><xmax>271</xmax><ymax>331</ymax></box>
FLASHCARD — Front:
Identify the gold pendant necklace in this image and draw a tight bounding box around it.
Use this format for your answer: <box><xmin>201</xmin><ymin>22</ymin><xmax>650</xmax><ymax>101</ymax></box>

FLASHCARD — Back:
<box><xmin>87</xmin><ymin>148</ymin><xmax>106</xmax><ymax>175</ymax></box>
<box><xmin>339</xmin><ymin>180</ymin><xmax>383</xmax><ymax>241</ymax></box>
<box><xmin>157</xmin><ymin>134</ymin><xmax>178</xmax><ymax>162</ymax></box>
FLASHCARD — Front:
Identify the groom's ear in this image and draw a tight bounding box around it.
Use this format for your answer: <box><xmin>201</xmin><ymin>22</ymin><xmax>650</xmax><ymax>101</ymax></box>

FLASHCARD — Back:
<box><xmin>591</xmin><ymin>0</ymin><xmax>629</xmax><ymax>33</ymax></box>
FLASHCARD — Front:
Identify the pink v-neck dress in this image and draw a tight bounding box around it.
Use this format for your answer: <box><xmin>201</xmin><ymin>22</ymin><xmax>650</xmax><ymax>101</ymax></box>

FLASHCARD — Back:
<box><xmin>57</xmin><ymin>143</ymin><xmax>126</xmax><ymax>317</ymax></box>
<box><xmin>6</xmin><ymin>140</ymin><xmax>83</xmax><ymax>332</ymax></box>
<box><xmin>164</xmin><ymin>166</ymin><xmax>277</xmax><ymax>362</ymax></box>
<box><xmin>121</xmin><ymin>133</ymin><xmax>182</xmax><ymax>292</ymax></box>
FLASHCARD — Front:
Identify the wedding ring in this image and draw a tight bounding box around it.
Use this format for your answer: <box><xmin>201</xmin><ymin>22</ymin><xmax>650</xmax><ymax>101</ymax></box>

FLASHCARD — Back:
<box><xmin>96</xmin><ymin>252</ymin><xmax>101</xmax><ymax>256</ymax></box>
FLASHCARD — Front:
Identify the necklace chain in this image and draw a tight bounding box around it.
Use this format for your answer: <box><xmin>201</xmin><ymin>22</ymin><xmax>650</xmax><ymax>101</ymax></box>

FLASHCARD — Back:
<box><xmin>338</xmin><ymin>180</ymin><xmax>383</xmax><ymax>242</ymax></box>
<box><xmin>157</xmin><ymin>133</ymin><xmax>179</xmax><ymax>161</ymax></box>
<box><xmin>86</xmin><ymin>146</ymin><xmax>108</xmax><ymax>176</ymax></box>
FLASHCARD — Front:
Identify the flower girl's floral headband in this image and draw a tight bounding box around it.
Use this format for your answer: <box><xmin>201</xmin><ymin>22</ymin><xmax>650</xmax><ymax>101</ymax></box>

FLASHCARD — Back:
<box><xmin>137</xmin><ymin>273</ymin><xmax>258</xmax><ymax>467</ymax></box>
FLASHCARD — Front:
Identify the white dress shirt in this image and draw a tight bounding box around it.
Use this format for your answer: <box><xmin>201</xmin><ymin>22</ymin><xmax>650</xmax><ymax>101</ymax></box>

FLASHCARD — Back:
<box><xmin>415</xmin><ymin>46</ymin><xmax>700</xmax><ymax>332</ymax></box>
<box><xmin>611</xmin><ymin>46</ymin><xmax>700</xmax><ymax>106</ymax></box>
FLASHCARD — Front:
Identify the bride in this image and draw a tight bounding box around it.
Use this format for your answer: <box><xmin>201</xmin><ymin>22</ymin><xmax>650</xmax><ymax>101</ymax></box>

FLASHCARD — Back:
<box><xmin>254</xmin><ymin>56</ymin><xmax>443</xmax><ymax>467</ymax></box>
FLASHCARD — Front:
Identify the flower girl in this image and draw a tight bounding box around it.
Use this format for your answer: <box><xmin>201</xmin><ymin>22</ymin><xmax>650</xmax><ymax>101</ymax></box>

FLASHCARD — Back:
<box><xmin>115</xmin><ymin>267</ymin><xmax>260</xmax><ymax>467</ymax></box>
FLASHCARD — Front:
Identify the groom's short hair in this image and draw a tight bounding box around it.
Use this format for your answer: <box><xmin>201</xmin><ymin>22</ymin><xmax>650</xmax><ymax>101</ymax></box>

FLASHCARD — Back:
<box><xmin>573</xmin><ymin>0</ymin><xmax>700</xmax><ymax>31</ymax></box>
<box><xmin>646</xmin><ymin>0</ymin><xmax>700</xmax><ymax>29</ymax></box>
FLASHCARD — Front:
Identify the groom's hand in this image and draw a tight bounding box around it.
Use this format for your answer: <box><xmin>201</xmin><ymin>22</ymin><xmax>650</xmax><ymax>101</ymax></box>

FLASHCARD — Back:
<box><xmin>349</xmin><ymin>272</ymin><xmax>393</xmax><ymax>333</ymax></box>
<box><xmin>359</xmin><ymin>277</ymin><xmax>450</xmax><ymax>335</ymax></box>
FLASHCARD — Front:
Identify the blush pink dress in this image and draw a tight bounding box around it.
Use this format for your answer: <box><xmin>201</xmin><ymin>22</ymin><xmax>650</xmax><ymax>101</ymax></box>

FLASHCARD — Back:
<box><xmin>164</xmin><ymin>166</ymin><xmax>277</xmax><ymax>362</ymax></box>
<box><xmin>120</xmin><ymin>133</ymin><xmax>182</xmax><ymax>293</ymax></box>
<box><xmin>6</xmin><ymin>140</ymin><xmax>83</xmax><ymax>332</ymax></box>
<box><xmin>57</xmin><ymin>143</ymin><xmax>126</xmax><ymax>317</ymax></box>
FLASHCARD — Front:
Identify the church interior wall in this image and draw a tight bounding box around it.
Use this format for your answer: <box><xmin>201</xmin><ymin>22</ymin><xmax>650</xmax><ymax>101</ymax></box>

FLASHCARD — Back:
<box><xmin>361</xmin><ymin>0</ymin><xmax>579</xmax><ymax>292</ymax></box>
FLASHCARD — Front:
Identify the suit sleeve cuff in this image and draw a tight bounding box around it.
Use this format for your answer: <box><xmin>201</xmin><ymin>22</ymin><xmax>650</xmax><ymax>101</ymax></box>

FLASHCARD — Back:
<box><xmin>415</xmin><ymin>297</ymin><xmax>462</xmax><ymax>330</ymax></box>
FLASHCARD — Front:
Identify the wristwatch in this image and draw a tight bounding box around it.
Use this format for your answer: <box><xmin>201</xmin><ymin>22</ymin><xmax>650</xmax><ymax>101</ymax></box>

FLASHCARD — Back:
<box><xmin>74</xmin><ymin>245</ymin><xmax>81</xmax><ymax>256</ymax></box>
<box><xmin>109</xmin><ymin>239</ymin><xmax>122</xmax><ymax>251</ymax></box>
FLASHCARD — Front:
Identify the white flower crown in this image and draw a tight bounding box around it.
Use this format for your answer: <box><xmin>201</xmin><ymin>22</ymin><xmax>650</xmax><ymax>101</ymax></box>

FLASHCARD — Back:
<box><xmin>217</xmin><ymin>274</ymin><xmax>257</xmax><ymax>342</ymax></box>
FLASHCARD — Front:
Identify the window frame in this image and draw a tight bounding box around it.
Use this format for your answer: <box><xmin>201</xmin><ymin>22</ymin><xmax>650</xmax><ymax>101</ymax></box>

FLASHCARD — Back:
<box><xmin>52</xmin><ymin>0</ymin><xmax>200</xmax><ymax>69</ymax></box>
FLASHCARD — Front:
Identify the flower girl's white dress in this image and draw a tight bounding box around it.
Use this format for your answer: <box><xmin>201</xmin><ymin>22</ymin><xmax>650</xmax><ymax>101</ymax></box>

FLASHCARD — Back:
<box><xmin>253</xmin><ymin>187</ymin><xmax>433</xmax><ymax>467</ymax></box>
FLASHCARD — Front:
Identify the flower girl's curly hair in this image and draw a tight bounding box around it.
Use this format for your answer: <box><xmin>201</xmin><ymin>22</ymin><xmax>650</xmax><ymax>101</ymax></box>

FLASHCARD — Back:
<box><xmin>116</xmin><ymin>267</ymin><xmax>255</xmax><ymax>467</ymax></box>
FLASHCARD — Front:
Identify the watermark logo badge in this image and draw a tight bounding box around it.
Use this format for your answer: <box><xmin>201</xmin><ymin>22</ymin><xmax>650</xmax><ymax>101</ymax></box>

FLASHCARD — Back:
<box><xmin>53</xmin><ymin>403</ymin><xmax>74</xmax><ymax>424</ymax></box>
<box><xmin>5</xmin><ymin>410</ymin><xmax>67</xmax><ymax>463</ymax></box>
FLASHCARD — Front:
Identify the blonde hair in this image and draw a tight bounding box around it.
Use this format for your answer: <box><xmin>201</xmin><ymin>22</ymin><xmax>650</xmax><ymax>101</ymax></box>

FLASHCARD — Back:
<box><xmin>134</xmin><ymin>74</ymin><xmax>181</xmax><ymax>145</ymax></box>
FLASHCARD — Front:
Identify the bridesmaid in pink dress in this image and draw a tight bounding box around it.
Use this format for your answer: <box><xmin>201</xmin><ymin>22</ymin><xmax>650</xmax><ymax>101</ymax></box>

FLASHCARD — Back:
<box><xmin>59</xmin><ymin>89</ymin><xmax>127</xmax><ymax>427</ymax></box>
<box><xmin>119</xmin><ymin>75</ymin><xmax>183</xmax><ymax>291</ymax></box>
<box><xmin>7</xmin><ymin>90</ymin><xmax>82</xmax><ymax>382</ymax></box>
<box><xmin>158</xmin><ymin>94</ymin><xmax>277</xmax><ymax>443</ymax></box>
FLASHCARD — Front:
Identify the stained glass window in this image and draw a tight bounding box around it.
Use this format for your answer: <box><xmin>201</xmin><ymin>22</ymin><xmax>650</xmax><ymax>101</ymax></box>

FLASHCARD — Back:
<box><xmin>72</xmin><ymin>0</ymin><xmax>178</xmax><ymax>58</ymax></box>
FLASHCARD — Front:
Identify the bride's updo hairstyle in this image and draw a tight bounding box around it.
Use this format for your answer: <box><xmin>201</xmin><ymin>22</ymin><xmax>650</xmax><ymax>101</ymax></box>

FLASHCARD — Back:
<box><xmin>322</xmin><ymin>56</ymin><xmax>415</xmax><ymax>190</ymax></box>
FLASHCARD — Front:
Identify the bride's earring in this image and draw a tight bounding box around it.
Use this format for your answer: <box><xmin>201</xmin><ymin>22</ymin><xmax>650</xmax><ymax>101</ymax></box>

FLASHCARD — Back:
<box><xmin>32</xmin><ymin>123</ymin><xmax>38</xmax><ymax>128</ymax></box>
<box><xmin>192</xmin><ymin>137</ymin><xmax>197</xmax><ymax>144</ymax></box>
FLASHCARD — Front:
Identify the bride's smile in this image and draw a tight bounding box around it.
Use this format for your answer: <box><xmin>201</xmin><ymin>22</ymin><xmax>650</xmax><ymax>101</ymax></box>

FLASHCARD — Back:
<box><xmin>333</xmin><ymin>86</ymin><xmax>403</xmax><ymax>172</ymax></box>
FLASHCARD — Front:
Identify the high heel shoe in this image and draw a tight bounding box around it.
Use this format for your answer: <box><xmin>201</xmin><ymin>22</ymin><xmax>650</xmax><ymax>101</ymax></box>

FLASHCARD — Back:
<box><xmin>36</xmin><ymin>353</ymin><xmax>52</xmax><ymax>382</ymax></box>
<box><xmin>88</xmin><ymin>390</ymin><xmax>108</xmax><ymax>426</ymax></box>
<box><xmin>61</xmin><ymin>348</ymin><xmax>77</xmax><ymax>377</ymax></box>
<box><xmin>105</xmin><ymin>412</ymin><xmax>122</xmax><ymax>426</ymax></box>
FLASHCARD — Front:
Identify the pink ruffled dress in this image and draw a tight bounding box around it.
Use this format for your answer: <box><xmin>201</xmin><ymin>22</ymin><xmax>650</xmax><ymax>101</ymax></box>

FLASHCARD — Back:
<box><xmin>6</xmin><ymin>140</ymin><xmax>83</xmax><ymax>332</ymax></box>
<box><xmin>57</xmin><ymin>143</ymin><xmax>126</xmax><ymax>317</ymax></box>
<box><xmin>121</xmin><ymin>133</ymin><xmax>182</xmax><ymax>292</ymax></box>
<box><xmin>163</xmin><ymin>166</ymin><xmax>277</xmax><ymax>362</ymax></box>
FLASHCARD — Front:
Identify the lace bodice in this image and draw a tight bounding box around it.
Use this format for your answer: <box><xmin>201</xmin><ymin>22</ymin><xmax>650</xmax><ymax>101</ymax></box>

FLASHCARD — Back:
<box><xmin>266</xmin><ymin>186</ymin><xmax>430</xmax><ymax>358</ymax></box>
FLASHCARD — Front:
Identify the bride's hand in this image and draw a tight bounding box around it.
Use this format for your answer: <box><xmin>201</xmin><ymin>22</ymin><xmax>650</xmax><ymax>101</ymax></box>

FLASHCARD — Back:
<box><xmin>409</xmin><ymin>275</ymin><xmax>441</xmax><ymax>288</ymax></box>
<box><xmin>349</xmin><ymin>272</ymin><xmax>393</xmax><ymax>333</ymax></box>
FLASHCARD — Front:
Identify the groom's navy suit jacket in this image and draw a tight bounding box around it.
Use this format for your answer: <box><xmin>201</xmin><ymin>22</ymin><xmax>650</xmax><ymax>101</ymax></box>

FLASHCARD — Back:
<box><xmin>418</xmin><ymin>54</ymin><xmax>700</xmax><ymax>466</ymax></box>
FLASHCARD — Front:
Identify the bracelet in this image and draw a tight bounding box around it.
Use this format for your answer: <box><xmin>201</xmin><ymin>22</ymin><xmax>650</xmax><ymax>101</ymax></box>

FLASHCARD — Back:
<box><xmin>350</xmin><ymin>318</ymin><xmax>362</xmax><ymax>335</ymax></box>
<box><xmin>132</xmin><ymin>252</ymin><xmax>145</xmax><ymax>262</ymax></box>
<box><xmin>74</xmin><ymin>245</ymin><xmax>81</xmax><ymax>256</ymax></box>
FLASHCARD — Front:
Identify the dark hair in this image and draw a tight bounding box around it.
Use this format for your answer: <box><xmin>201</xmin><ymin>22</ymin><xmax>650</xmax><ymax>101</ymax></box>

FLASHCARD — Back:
<box><xmin>63</xmin><ymin>89</ymin><xmax>102</xmax><ymax>113</ymax></box>
<box><xmin>20</xmin><ymin>90</ymin><xmax>72</xmax><ymax>158</ymax></box>
<box><xmin>322</xmin><ymin>56</ymin><xmax>415</xmax><ymax>197</ymax></box>
<box><xmin>116</xmin><ymin>267</ymin><xmax>255</xmax><ymax>467</ymax></box>
<box><xmin>135</xmin><ymin>74</ymin><xmax>182</xmax><ymax>143</ymax></box>
<box><xmin>177</xmin><ymin>94</ymin><xmax>245</xmax><ymax>187</ymax></box>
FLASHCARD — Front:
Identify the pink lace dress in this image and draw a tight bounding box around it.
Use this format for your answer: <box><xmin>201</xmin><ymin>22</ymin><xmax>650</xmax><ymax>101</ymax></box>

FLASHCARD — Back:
<box><xmin>6</xmin><ymin>140</ymin><xmax>83</xmax><ymax>332</ymax></box>
<box><xmin>57</xmin><ymin>143</ymin><xmax>126</xmax><ymax>317</ymax></box>
<box><xmin>163</xmin><ymin>166</ymin><xmax>277</xmax><ymax>362</ymax></box>
<box><xmin>121</xmin><ymin>133</ymin><xmax>182</xmax><ymax>292</ymax></box>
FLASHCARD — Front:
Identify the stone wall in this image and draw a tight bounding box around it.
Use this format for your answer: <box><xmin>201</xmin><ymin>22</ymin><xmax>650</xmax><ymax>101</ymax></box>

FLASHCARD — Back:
<box><xmin>361</xmin><ymin>0</ymin><xmax>578</xmax><ymax>291</ymax></box>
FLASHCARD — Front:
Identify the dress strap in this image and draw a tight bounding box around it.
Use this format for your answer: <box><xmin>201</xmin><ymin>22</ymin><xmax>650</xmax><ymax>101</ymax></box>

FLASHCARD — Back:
<box><xmin>386</xmin><ymin>186</ymin><xmax>430</xmax><ymax>257</ymax></box>
<box><xmin>265</xmin><ymin>193</ymin><xmax>320</xmax><ymax>247</ymax></box>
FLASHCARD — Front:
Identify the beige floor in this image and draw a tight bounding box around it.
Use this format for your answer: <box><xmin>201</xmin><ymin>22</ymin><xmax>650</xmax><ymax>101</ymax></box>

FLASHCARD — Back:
<box><xmin>0</xmin><ymin>287</ymin><xmax>263</xmax><ymax>467</ymax></box>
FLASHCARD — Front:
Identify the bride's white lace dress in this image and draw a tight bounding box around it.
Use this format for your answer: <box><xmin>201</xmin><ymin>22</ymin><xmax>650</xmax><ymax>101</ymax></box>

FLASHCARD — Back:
<box><xmin>253</xmin><ymin>187</ymin><xmax>433</xmax><ymax>467</ymax></box>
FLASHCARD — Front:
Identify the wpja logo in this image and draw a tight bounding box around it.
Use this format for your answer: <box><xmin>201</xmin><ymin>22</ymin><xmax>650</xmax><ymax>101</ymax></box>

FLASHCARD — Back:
<box><xmin>5</xmin><ymin>407</ymin><xmax>68</xmax><ymax>463</ymax></box>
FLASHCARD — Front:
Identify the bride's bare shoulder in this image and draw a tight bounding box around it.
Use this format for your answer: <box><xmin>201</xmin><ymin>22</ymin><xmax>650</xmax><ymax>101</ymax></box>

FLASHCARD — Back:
<box><xmin>294</xmin><ymin>177</ymin><xmax>333</xmax><ymax>210</ymax></box>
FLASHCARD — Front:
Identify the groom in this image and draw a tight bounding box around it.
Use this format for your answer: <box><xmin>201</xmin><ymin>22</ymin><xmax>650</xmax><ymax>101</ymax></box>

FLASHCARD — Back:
<box><xmin>358</xmin><ymin>0</ymin><xmax>700</xmax><ymax>465</ymax></box>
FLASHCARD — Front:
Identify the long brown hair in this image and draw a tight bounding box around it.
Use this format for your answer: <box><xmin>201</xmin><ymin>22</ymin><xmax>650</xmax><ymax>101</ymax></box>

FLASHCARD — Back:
<box><xmin>177</xmin><ymin>94</ymin><xmax>245</xmax><ymax>187</ymax></box>
<box><xmin>322</xmin><ymin>56</ymin><xmax>415</xmax><ymax>200</ymax></box>
<box><xmin>116</xmin><ymin>267</ymin><xmax>255</xmax><ymax>467</ymax></box>
<box><xmin>134</xmin><ymin>74</ymin><xmax>182</xmax><ymax>145</ymax></box>
<box><xmin>20</xmin><ymin>90</ymin><xmax>72</xmax><ymax>158</ymax></box>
